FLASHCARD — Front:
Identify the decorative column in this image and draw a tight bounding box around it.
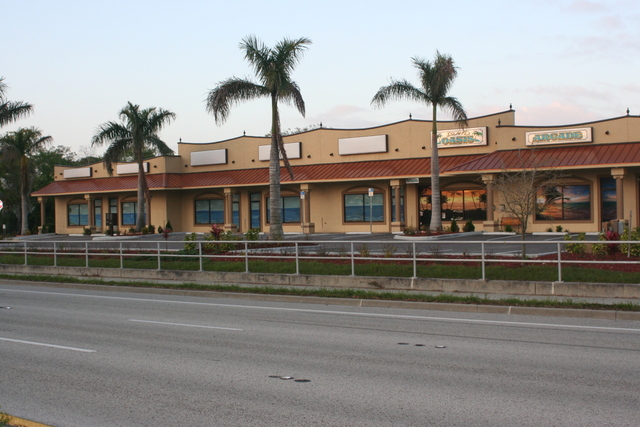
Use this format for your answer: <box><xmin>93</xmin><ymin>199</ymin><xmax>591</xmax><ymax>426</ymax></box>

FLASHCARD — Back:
<box><xmin>390</xmin><ymin>179</ymin><xmax>405</xmax><ymax>233</ymax></box>
<box><xmin>37</xmin><ymin>197</ymin><xmax>47</xmax><ymax>234</ymax></box>
<box><xmin>300</xmin><ymin>184</ymin><xmax>315</xmax><ymax>234</ymax></box>
<box><xmin>84</xmin><ymin>194</ymin><xmax>95</xmax><ymax>232</ymax></box>
<box><xmin>223</xmin><ymin>188</ymin><xmax>238</xmax><ymax>232</ymax></box>
<box><xmin>612</xmin><ymin>169</ymin><xmax>625</xmax><ymax>220</ymax></box>
<box><xmin>481</xmin><ymin>174</ymin><xmax>498</xmax><ymax>231</ymax></box>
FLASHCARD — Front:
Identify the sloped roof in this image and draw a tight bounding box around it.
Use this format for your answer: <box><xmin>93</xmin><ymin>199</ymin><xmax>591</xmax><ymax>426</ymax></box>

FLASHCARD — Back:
<box><xmin>33</xmin><ymin>154</ymin><xmax>481</xmax><ymax>196</ymax></box>
<box><xmin>448</xmin><ymin>142</ymin><xmax>640</xmax><ymax>173</ymax></box>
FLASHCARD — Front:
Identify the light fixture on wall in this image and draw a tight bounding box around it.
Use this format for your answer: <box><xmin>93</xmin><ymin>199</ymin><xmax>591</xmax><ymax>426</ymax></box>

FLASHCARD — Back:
<box><xmin>307</xmin><ymin>155</ymin><xmax>311</xmax><ymax>158</ymax></box>
<box><xmin>512</xmin><ymin>137</ymin><xmax>516</xmax><ymax>141</ymax></box>
<box><xmin>605</xmin><ymin>131</ymin><xmax>610</xmax><ymax>135</ymax></box>
<box><xmin>395</xmin><ymin>148</ymin><xmax>399</xmax><ymax>152</ymax></box>
<box><xmin>421</xmin><ymin>146</ymin><xmax>426</xmax><ymax>150</ymax></box>
<box><xmin>330</xmin><ymin>153</ymin><xmax>334</xmax><ymax>156</ymax></box>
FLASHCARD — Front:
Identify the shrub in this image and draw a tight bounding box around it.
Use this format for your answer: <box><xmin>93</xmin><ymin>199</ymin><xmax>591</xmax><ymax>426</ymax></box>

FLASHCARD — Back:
<box><xmin>83</xmin><ymin>227</ymin><xmax>92</xmax><ymax>236</ymax></box>
<box><xmin>183</xmin><ymin>232</ymin><xmax>198</xmax><ymax>253</ymax></box>
<box><xmin>450</xmin><ymin>220</ymin><xmax>460</xmax><ymax>233</ymax></box>
<box><xmin>210</xmin><ymin>224</ymin><xmax>224</xmax><ymax>240</ymax></box>
<box><xmin>165</xmin><ymin>220</ymin><xmax>172</xmax><ymax>231</ymax></box>
<box><xmin>564</xmin><ymin>232</ymin><xmax>586</xmax><ymax>254</ymax></box>
<box><xmin>403</xmin><ymin>226</ymin><xmax>418</xmax><ymax>236</ymax></box>
<box><xmin>128</xmin><ymin>227</ymin><xmax>136</xmax><ymax>234</ymax></box>
<box><xmin>357</xmin><ymin>243</ymin><xmax>370</xmax><ymax>257</ymax></box>
<box><xmin>157</xmin><ymin>225</ymin><xmax>163</xmax><ymax>234</ymax></box>
<box><xmin>593</xmin><ymin>230</ymin><xmax>620</xmax><ymax>256</ymax></box>
<box><xmin>148</xmin><ymin>225</ymin><xmax>156</xmax><ymax>234</ymax></box>
<box><xmin>142</xmin><ymin>226</ymin><xmax>149</xmax><ymax>235</ymax></box>
<box><xmin>382</xmin><ymin>244</ymin><xmax>397</xmax><ymax>257</ymax></box>
<box><xmin>462</xmin><ymin>220</ymin><xmax>475</xmax><ymax>233</ymax></box>
<box><xmin>504</xmin><ymin>224</ymin><xmax>514</xmax><ymax>233</ymax></box>
<box><xmin>244</xmin><ymin>228</ymin><xmax>260</xmax><ymax>241</ymax></box>
<box><xmin>555</xmin><ymin>225</ymin><xmax>564</xmax><ymax>232</ymax></box>
<box><xmin>621</xmin><ymin>227</ymin><xmax>640</xmax><ymax>256</ymax></box>
<box><xmin>204</xmin><ymin>230</ymin><xmax>238</xmax><ymax>253</ymax></box>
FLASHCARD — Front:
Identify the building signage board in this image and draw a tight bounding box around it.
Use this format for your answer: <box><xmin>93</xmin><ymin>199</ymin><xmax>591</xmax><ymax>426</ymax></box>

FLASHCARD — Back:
<box><xmin>435</xmin><ymin>127</ymin><xmax>487</xmax><ymax>149</ymax></box>
<box><xmin>525</xmin><ymin>127</ymin><xmax>592</xmax><ymax>146</ymax></box>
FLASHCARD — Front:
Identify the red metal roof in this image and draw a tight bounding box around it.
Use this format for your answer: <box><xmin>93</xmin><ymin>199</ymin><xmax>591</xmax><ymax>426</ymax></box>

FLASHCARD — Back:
<box><xmin>33</xmin><ymin>154</ymin><xmax>482</xmax><ymax>196</ymax></box>
<box><xmin>449</xmin><ymin>142</ymin><xmax>640</xmax><ymax>173</ymax></box>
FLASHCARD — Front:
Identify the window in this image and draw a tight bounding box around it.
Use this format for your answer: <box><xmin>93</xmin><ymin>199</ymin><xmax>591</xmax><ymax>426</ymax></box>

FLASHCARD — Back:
<box><xmin>68</xmin><ymin>203</ymin><xmax>88</xmax><ymax>226</ymax></box>
<box><xmin>195</xmin><ymin>198</ymin><xmax>224</xmax><ymax>224</ymax></box>
<box><xmin>94</xmin><ymin>199</ymin><xmax>102</xmax><ymax>227</ymax></box>
<box><xmin>232</xmin><ymin>194</ymin><xmax>240</xmax><ymax>227</ymax></box>
<box><xmin>419</xmin><ymin>186</ymin><xmax>486</xmax><ymax>223</ymax></box>
<box><xmin>536</xmin><ymin>184</ymin><xmax>591</xmax><ymax>221</ymax></box>
<box><xmin>250</xmin><ymin>193</ymin><xmax>261</xmax><ymax>229</ymax></box>
<box><xmin>600</xmin><ymin>177</ymin><xmax>617</xmax><ymax>222</ymax></box>
<box><xmin>344</xmin><ymin>192</ymin><xmax>384</xmax><ymax>222</ymax></box>
<box><xmin>266</xmin><ymin>196</ymin><xmax>300</xmax><ymax>223</ymax></box>
<box><xmin>122</xmin><ymin>202</ymin><xmax>137</xmax><ymax>226</ymax></box>
<box><xmin>391</xmin><ymin>187</ymin><xmax>404</xmax><ymax>222</ymax></box>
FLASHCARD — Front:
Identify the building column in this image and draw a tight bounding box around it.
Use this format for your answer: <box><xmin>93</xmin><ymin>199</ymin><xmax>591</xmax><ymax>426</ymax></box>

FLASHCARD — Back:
<box><xmin>223</xmin><ymin>188</ymin><xmax>238</xmax><ymax>232</ymax></box>
<box><xmin>390</xmin><ymin>179</ymin><xmax>405</xmax><ymax>233</ymax></box>
<box><xmin>37</xmin><ymin>197</ymin><xmax>47</xmax><ymax>234</ymax></box>
<box><xmin>300</xmin><ymin>184</ymin><xmax>315</xmax><ymax>234</ymax></box>
<box><xmin>612</xmin><ymin>169</ymin><xmax>625</xmax><ymax>220</ymax></box>
<box><xmin>481</xmin><ymin>174</ymin><xmax>498</xmax><ymax>231</ymax></box>
<box><xmin>84</xmin><ymin>194</ymin><xmax>95</xmax><ymax>232</ymax></box>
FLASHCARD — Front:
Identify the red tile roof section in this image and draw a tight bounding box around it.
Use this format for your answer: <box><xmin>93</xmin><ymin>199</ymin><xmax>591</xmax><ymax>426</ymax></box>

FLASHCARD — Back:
<box><xmin>33</xmin><ymin>154</ymin><xmax>481</xmax><ymax>196</ymax></box>
<box><xmin>449</xmin><ymin>142</ymin><xmax>640</xmax><ymax>173</ymax></box>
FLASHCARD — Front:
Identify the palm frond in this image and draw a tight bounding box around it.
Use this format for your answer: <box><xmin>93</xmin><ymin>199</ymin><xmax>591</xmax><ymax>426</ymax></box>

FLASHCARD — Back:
<box><xmin>277</xmin><ymin>81</ymin><xmax>306</xmax><ymax>116</ymax></box>
<box><xmin>205</xmin><ymin>78</ymin><xmax>267</xmax><ymax>124</ymax></box>
<box><xmin>371</xmin><ymin>79</ymin><xmax>426</xmax><ymax>107</ymax></box>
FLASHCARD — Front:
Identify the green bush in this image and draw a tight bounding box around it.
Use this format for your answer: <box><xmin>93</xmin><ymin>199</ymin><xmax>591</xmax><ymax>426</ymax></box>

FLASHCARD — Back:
<box><xmin>450</xmin><ymin>219</ymin><xmax>460</xmax><ymax>233</ymax></box>
<box><xmin>462</xmin><ymin>220</ymin><xmax>475</xmax><ymax>233</ymax></box>
<box><xmin>564</xmin><ymin>232</ymin><xmax>586</xmax><ymax>254</ymax></box>
<box><xmin>183</xmin><ymin>232</ymin><xmax>198</xmax><ymax>253</ymax></box>
<box><xmin>403</xmin><ymin>226</ymin><xmax>418</xmax><ymax>236</ymax></box>
<box><xmin>83</xmin><ymin>227</ymin><xmax>92</xmax><ymax>236</ymax></box>
<box><xmin>244</xmin><ymin>228</ymin><xmax>260</xmax><ymax>241</ymax></box>
<box><xmin>621</xmin><ymin>227</ymin><xmax>640</xmax><ymax>256</ymax></box>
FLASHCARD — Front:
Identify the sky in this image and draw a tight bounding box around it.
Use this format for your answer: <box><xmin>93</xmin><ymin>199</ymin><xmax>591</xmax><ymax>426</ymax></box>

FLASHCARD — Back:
<box><xmin>3</xmin><ymin>0</ymin><xmax>640</xmax><ymax>158</ymax></box>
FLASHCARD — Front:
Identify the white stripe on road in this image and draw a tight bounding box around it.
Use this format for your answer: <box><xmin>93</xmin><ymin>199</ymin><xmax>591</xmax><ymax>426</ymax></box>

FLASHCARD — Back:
<box><xmin>129</xmin><ymin>319</ymin><xmax>243</xmax><ymax>331</ymax></box>
<box><xmin>3</xmin><ymin>288</ymin><xmax>640</xmax><ymax>333</ymax></box>
<box><xmin>0</xmin><ymin>337</ymin><xmax>96</xmax><ymax>353</ymax></box>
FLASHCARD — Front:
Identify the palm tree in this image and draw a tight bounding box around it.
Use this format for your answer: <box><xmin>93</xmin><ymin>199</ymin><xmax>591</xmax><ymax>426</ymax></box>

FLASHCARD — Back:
<box><xmin>372</xmin><ymin>52</ymin><xmax>467</xmax><ymax>231</ymax></box>
<box><xmin>0</xmin><ymin>77</ymin><xmax>33</xmax><ymax>127</ymax></box>
<box><xmin>0</xmin><ymin>127</ymin><xmax>52</xmax><ymax>234</ymax></box>
<box><xmin>206</xmin><ymin>35</ymin><xmax>312</xmax><ymax>240</ymax></box>
<box><xmin>92</xmin><ymin>102</ymin><xmax>175</xmax><ymax>231</ymax></box>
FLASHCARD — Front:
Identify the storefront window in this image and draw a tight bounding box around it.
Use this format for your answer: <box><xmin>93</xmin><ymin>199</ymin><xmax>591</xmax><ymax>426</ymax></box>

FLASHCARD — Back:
<box><xmin>266</xmin><ymin>196</ymin><xmax>300</xmax><ymax>223</ymax></box>
<box><xmin>344</xmin><ymin>193</ymin><xmax>384</xmax><ymax>222</ymax></box>
<box><xmin>122</xmin><ymin>202</ymin><xmax>137</xmax><ymax>226</ymax></box>
<box><xmin>68</xmin><ymin>203</ymin><xmax>88</xmax><ymax>226</ymax></box>
<box><xmin>600</xmin><ymin>177</ymin><xmax>617</xmax><ymax>222</ymax></box>
<box><xmin>419</xmin><ymin>187</ymin><xmax>486</xmax><ymax>225</ymax></box>
<box><xmin>391</xmin><ymin>187</ymin><xmax>404</xmax><ymax>222</ymax></box>
<box><xmin>195</xmin><ymin>199</ymin><xmax>224</xmax><ymax>224</ymax></box>
<box><xmin>536</xmin><ymin>185</ymin><xmax>591</xmax><ymax>221</ymax></box>
<box><xmin>232</xmin><ymin>194</ymin><xmax>240</xmax><ymax>227</ymax></box>
<box><xmin>94</xmin><ymin>199</ymin><xmax>102</xmax><ymax>227</ymax></box>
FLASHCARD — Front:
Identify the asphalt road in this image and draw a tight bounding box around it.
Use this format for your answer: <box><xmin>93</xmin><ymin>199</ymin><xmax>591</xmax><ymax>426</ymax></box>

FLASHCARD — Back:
<box><xmin>1</xmin><ymin>284</ymin><xmax>639</xmax><ymax>426</ymax></box>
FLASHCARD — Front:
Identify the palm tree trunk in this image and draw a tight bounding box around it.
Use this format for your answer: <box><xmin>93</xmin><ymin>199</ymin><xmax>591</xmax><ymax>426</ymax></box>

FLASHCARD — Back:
<box><xmin>430</xmin><ymin>105</ymin><xmax>442</xmax><ymax>231</ymax></box>
<box><xmin>20</xmin><ymin>157</ymin><xmax>29</xmax><ymax>235</ymax></box>
<box><xmin>269</xmin><ymin>95</ymin><xmax>284</xmax><ymax>240</ymax></box>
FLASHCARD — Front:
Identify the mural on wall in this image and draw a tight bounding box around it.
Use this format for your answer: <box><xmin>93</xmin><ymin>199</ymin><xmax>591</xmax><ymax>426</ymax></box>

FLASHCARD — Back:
<box><xmin>600</xmin><ymin>177</ymin><xmax>617</xmax><ymax>222</ymax></box>
<box><xmin>419</xmin><ymin>187</ymin><xmax>487</xmax><ymax>225</ymax></box>
<box><xmin>536</xmin><ymin>185</ymin><xmax>591</xmax><ymax>221</ymax></box>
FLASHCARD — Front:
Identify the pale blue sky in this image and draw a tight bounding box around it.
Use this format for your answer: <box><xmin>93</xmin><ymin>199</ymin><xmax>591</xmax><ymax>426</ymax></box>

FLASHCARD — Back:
<box><xmin>3</xmin><ymin>0</ymin><xmax>639</xmax><ymax>157</ymax></box>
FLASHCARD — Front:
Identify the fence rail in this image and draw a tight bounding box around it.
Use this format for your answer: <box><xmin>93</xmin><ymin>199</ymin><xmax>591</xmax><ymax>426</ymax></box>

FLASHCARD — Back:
<box><xmin>0</xmin><ymin>238</ymin><xmax>639</xmax><ymax>282</ymax></box>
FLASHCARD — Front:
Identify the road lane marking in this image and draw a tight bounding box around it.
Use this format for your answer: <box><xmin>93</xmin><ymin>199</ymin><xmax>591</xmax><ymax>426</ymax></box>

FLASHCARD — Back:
<box><xmin>3</xmin><ymin>287</ymin><xmax>640</xmax><ymax>333</ymax></box>
<box><xmin>129</xmin><ymin>319</ymin><xmax>243</xmax><ymax>331</ymax></box>
<box><xmin>0</xmin><ymin>337</ymin><xmax>96</xmax><ymax>353</ymax></box>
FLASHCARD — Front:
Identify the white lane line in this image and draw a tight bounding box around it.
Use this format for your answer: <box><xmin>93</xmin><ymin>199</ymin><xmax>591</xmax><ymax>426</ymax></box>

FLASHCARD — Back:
<box><xmin>0</xmin><ymin>337</ymin><xmax>96</xmax><ymax>353</ymax></box>
<box><xmin>129</xmin><ymin>319</ymin><xmax>243</xmax><ymax>331</ymax></box>
<box><xmin>3</xmin><ymin>288</ymin><xmax>640</xmax><ymax>333</ymax></box>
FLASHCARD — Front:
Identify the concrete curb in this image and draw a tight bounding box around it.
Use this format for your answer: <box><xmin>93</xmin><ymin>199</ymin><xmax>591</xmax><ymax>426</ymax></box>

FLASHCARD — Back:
<box><xmin>4</xmin><ymin>279</ymin><xmax>639</xmax><ymax>322</ymax></box>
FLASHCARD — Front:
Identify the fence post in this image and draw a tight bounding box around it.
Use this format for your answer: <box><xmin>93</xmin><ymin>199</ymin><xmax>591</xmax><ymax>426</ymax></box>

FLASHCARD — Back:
<box><xmin>412</xmin><ymin>241</ymin><xmax>417</xmax><ymax>279</ymax></box>
<box><xmin>245</xmin><ymin>241</ymin><xmax>249</xmax><ymax>273</ymax></box>
<box><xmin>351</xmin><ymin>242</ymin><xmax>355</xmax><ymax>276</ymax></box>
<box><xmin>481</xmin><ymin>242</ymin><xmax>486</xmax><ymax>280</ymax></box>
<box><xmin>119</xmin><ymin>242</ymin><xmax>123</xmax><ymax>269</ymax></box>
<box><xmin>157</xmin><ymin>242</ymin><xmax>161</xmax><ymax>270</ymax></box>
<box><xmin>294</xmin><ymin>242</ymin><xmax>299</xmax><ymax>275</ymax></box>
<box><xmin>557</xmin><ymin>241</ymin><xmax>562</xmax><ymax>282</ymax></box>
<box><xmin>23</xmin><ymin>241</ymin><xmax>27</xmax><ymax>266</ymax></box>
<box><xmin>199</xmin><ymin>241</ymin><xmax>203</xmax><ymax>271</ymax></box>
<box><xmin>85</xmin><ymin>242</ymin><xmax>89</xmax><ymax>268</ymax></box>
<box><xmin>53</xmin><ymin>242</ymin><xmax>57</xmax><ymax>267</ymax></box>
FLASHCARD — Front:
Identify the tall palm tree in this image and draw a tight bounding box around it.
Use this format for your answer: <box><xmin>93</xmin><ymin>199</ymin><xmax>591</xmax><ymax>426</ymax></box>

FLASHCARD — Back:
<box><xmin>0</xmin><ymin>127</ymin><xmax>52</xmax><ymax>234</ymax></box>
<box><xmin>92</xmin><ymin>102</ymin><xmax>175</xmax><ymax>231</ymax></box>
<box><xmin>372</xmin><ymin>52</ymin><xmax>467</xmax><ymax>231</ymax></box>
<box><xmin>206</xmin><ymin>35</ymin><xmax>312</xmax><ymax>240</ymax></box>
<box><xmin>0</xmin><ymin>77</ymin><xmax>33</xmax><ymax>127</ymax></box>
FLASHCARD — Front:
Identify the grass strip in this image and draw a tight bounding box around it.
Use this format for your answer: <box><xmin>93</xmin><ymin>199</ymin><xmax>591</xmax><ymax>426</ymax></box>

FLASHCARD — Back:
<box><xmin>0</xmin><ymin>273</ymin><xmax>638</xmax><ymax>312</ymax></box>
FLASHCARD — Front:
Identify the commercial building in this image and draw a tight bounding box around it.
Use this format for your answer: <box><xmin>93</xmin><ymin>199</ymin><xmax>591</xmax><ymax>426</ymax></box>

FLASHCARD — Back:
<box><xmin>33</xmin><ymin>109</ymin><xmax>640</xmax><ymax>235</ymax></box>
